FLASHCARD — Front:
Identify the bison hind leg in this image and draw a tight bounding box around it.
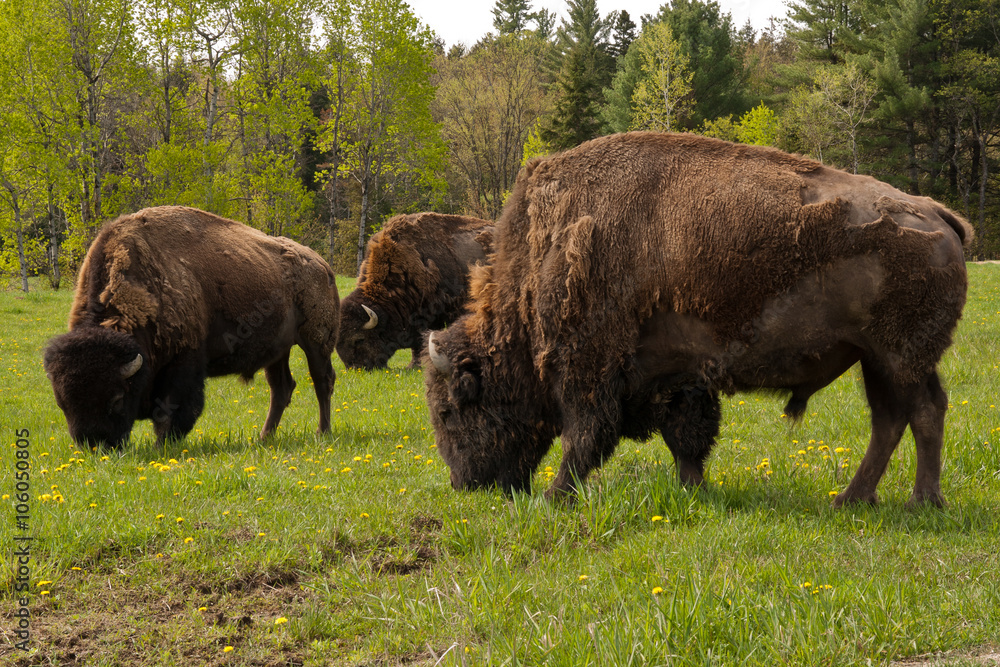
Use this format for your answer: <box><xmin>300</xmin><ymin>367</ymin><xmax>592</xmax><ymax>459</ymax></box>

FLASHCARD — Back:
<box><xmin>659</xmin><ymin>386</ymin><xmax>721</xmax><ymax>487</ymax></box>
<box><xmin>298</xmin><ymin>336</ymin><xmax>336</xmax><ymax>434</ymax></box>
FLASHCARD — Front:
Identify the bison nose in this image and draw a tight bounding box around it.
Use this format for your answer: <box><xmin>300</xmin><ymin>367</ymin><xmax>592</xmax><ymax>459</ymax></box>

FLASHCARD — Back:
<box><xmin>449</xmin><ymin>468</ymin><xmax>460</xmax><ymax>490</ymax></box>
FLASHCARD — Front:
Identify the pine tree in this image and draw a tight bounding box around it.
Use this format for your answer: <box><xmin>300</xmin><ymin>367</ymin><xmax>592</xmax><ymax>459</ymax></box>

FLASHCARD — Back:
<box><xmin>540</xmin><ymin>0</ymin><xmax>612</xmax><ymax>149</ymax></box>
<box><xmin>608</xmin><ymin>10</ymin><xmax>637</xmax><ymax>60</ymax></box>
<box><xmin>785</xmin><ymin>0</ymin><xmax>862</xmax><ymax>64</ymax></box>
<box><xmin>492</xmin><ymin>0</ymin><xmax>532</xmax><ymax>35</ymax></box>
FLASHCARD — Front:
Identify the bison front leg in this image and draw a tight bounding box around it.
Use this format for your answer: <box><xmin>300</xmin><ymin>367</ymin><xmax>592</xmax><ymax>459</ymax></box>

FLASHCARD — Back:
<box><xmin>546</xmin><ymin>389</ymin><xmax>622</xmax><ymax>499</ymax></box>
<box><xmin>150</xmin><ymin>353</ymin><xmax>206</xmax><ymax>445</ymax></box>
<box><xmin>262</xmin><ymin>351</ymin><xmax>296</xmax><ymax>438</ymax></box>
<box><xmin>407</xmin><ymin>342</ymin><xmax>423</xmax><ymax>369</ymax></box>
<box><xmin>659</xmin><ymin>387</ymin><xmax>721</xmax><ymax>487</ymax></box>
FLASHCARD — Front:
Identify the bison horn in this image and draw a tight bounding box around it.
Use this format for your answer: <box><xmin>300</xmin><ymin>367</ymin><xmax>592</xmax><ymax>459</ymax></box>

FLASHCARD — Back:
<box><xmin>121</xmin><ymin>353</ymin><xmax>143</xmax><ymax>378</ymax></box>
<box><xmin>427</xmin><ymin>332</ymin><xmax>452</xmax><ymax>375</ymax></box>
<box><xmin>362</xmin><ymin>304</ymin><xmax>379</xmax><ymax>330</ymax></box>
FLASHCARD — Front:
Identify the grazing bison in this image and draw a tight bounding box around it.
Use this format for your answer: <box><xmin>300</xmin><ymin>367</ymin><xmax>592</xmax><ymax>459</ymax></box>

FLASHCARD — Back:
<box><xmin>337</xmin><ymin>212</ymin><xmax>493</xmax><ymax>370</ymax></box>
<box><xmin>44</xmin><ymin>206</ymin><xmax>340</xmax><ymax>447</ymax></box>
<box><xmin>424</xmin><ymin>132</ymin><xmax>971</xmax><ymax>507</ymax></box>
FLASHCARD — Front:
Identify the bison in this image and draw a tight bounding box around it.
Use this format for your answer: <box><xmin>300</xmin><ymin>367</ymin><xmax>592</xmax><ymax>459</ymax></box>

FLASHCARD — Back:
<box><xmin>424</xmin><ymin>132</ymin><xmax>971</xmax><ymax>507</ymax></box>
<box><xmin>44</xmin><ymin>206</ymin><xmax>340</xmax><ymax>448</ymax></box>
<box><xmin>337</xmin><ymin>212</ymin><xmax>493</xmax><ymax>370</ymax></box>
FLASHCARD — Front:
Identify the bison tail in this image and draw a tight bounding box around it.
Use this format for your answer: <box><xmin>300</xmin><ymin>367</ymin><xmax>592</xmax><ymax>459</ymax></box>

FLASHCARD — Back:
<box><xmin>939</xmin><ymin>206</ymin><xmax>974</xmax><ymax>248</ymax></box>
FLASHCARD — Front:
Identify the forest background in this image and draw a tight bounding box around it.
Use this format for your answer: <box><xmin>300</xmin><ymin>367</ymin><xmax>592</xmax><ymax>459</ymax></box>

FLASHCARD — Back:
<box><xmin>2</xmin><ymin>0</ymin><xmax>999</xmax><ymax>290</ymax></box>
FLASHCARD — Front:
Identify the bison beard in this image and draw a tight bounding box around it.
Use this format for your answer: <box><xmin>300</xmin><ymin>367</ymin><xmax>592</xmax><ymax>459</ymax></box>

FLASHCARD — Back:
<box><xmin>337</xmin><ymin>212</ymin><xmax>493</xmax><ymax>370</ymax></box>
<box><xmin>423</xmin><ymin>132</ymin><xmax>971</xmax><ymax>507</ymax></box>
<box><xmin>44</xmin><ymin>206</ymin><xmax>340</xmax><ymax>448</ymax></box>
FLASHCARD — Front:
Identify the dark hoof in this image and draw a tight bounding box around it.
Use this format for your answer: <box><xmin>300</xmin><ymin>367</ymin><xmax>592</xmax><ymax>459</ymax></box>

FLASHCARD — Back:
<box><xmin>544</xmin><ymin>484</ymin><xmax>577</xmax><ymax>505</ymax></box>
<box><xmin>832</xmin><ymin>491</ymin><xmax>879</xmax><ymax>508</ymax></box>
<box><xmin>905</xmin><ymin>491</ymin><xmax>946</xmax><ymax>509</ymax></box>
<box><xmin>676</xmin><ymin>461</ymin><xmax>705</xmax><ymax>488</ymax></box>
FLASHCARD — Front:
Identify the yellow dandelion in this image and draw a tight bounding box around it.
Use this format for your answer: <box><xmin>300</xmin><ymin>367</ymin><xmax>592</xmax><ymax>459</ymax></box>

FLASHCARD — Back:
<box><xmin>184</xmin><ymin>537</ymin><xmax>194</xmax><ymax>544</ymax></box>
<box><xmin>199</xmin><ymin>606</ymin><xmax>207</xmax><ymax>612</ymax></box>
<box><xmin>176</xmin><ymin>517</ymin><xmax>184</xmax><ymax>524</ymax></box>
<box><xmin>651</xmin><ymin>515</ymin><xmax>663</xmax><ymax>522</ymax></box>
<box><xmin>274</xmin><ymin>617</ymin><xmax>288</xmax><ymax>625</ymax></box>
<box><xmin>361</xmin><ymin>513</ymin><xmax>370</xmax><ymax>518</ymax></box>
<box><xmin>223</xmin><ymin>646</ymin><xmax>234</xmax><ymax>652</ymax></box>
<box><xmin>578</xmin><ymin>575</ymin><xmax>588</xmax><ymax>581</ymax></box>
<box><xmin>40</xmin><ymin>591</ymin><xmax>50</xmax><ymax>596</ymax></box>
<box><xmin>652</xmin><ymin>587</ymin><xmax>663</xmax><ymax>595</ymax></box>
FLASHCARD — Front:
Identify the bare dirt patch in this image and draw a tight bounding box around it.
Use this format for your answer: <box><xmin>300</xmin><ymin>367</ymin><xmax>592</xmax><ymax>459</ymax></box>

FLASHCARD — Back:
<box><xmin>892</xmin><ymin>647</ymin><xmax>1000</xmax><ymax>666</ymax></box>
<box><xmin>0</xmin><ymin>567</ymin><xmax>313</xmax><ymax>667</ymax></box>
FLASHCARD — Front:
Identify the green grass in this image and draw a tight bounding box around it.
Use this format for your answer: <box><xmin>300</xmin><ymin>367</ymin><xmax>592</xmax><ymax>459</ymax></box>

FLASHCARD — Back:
<box><xmin>1</xmin><ymin>267</ymin><xmax>999</xmax><ymax>666</ymax></box>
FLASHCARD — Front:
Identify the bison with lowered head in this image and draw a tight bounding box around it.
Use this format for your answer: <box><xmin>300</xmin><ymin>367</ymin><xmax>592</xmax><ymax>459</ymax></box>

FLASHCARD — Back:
<box><xmin>424</xmin><ymin>132</ymin><xmax>971</xmax><ymax>507</ymax></box>
<box><xmin>337</xmin><ymin>212</ymin><xmax>493</xmax><ymax>370</ymax></box>
<box><xmin>45</xmin><ymin>206</ymin><xmax>340</xmax><ymax>447</ymax></box>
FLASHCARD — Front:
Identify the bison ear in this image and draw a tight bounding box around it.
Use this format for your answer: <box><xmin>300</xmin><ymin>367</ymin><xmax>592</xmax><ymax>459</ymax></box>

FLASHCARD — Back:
<box><xmin>452</xmin><ymin>361</ymin><xmax>482</xmax><ymax>406</ymax></box>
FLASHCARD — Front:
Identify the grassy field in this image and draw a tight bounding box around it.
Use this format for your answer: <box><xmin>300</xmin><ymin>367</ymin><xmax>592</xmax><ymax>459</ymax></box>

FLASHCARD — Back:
<box><xmin>1</xmin><ymin>267</ymin><xmax>999</xmax><ymax>666</ymax></box>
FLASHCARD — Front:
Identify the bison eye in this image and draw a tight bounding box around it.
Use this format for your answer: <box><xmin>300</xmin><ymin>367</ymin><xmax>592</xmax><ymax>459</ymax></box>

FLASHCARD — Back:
<box><xmin>109</xmin><ymin>393</ymin><xmax>125</xmax><ymax>415</ymax></box>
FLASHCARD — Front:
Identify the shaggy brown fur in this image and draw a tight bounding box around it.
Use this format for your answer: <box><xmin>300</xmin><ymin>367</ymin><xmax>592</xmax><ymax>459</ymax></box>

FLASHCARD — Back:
<box><xmin>46</xmin><ymin>206</ymin><xmax>340</xmax><ymax>447</ymax></box>
<box><xmin>337</xmin><ymin>212</ymin><xmax>493</xmax><ymax>369</ymax></box>
<box><xmin>424</xmin><ymin>132</ymin><xmax>970</xmax><ymax>507</ymax></box>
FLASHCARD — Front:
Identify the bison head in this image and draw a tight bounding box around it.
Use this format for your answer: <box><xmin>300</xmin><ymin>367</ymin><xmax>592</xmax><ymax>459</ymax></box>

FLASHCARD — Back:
<box><xmin>423</xmin><ymin>324</ymin><xmax>558</xmax><ymax>493</ymax></box>
<box><xmin>44</xmin><ymin>327</ymin><xmax>150</xmax><ymax>448</ymax></box>
<box><xmin>336</xmin><ymin>295</ymin><xmax>400</xmax><ymax>370</ymax></box>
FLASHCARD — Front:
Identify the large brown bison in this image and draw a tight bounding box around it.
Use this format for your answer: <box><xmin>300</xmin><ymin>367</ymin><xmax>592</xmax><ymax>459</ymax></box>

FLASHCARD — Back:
<box><xmin>337</xmin><ymin>212</ymin><xmax>493</xmax><ymax>370</ymax></box>
<box><xmin>424</xmin><ymin>132</ymin><xmax>971</xmax><ymax>507</ymax></box>
<box><xmin>44</xmin><ymin>206</ymin><xmax>340</xmax><ymax>447</ymax></box>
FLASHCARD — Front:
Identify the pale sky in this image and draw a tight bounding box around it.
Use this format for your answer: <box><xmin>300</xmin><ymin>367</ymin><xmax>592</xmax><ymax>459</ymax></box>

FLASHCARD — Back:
<box><xmin>407</xmin><ymin>0</ymin><xmax>791</xmax><ymax>50</ymax></box>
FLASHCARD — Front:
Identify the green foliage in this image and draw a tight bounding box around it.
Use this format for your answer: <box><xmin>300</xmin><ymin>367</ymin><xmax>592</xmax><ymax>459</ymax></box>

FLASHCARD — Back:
<box><xmin>630</xmin><ymin>22</ymin><xmax>695</xmax><ymax>132</ymax></box>
<box><xmin>607</xmin><ymin>9</ymin><xmax>637</xmax><ymax>60</ymax></box>
<box><xmin>0</xmin><ymin>0</ymin><xmax>1000</xmax><ymax>278</ymax></box>
<box><xmin>492</xmin><ymin>0</ymin><xmax>532</xmax><ymax>35</ymax></box>
<box><xmin>521</xmin><ymin>120</ymin><xmax>552</xmax><ymax>165</ymax></box>
<box><xmin>651</xmin><ymin>0</ymin><xmax>749</xmax><ymax>127</ymax></box>
<box><xmin>540</xmin><ymin>0</ymin><xmax>613</xmax><ymax>149</ymax></box>
<box><xmin>318</xmin><ymin>0</ymin><xmax>447</xmax><ymax>269</ymax></box>
<box><xmin>737</xmin><ymin>103</ymin><xmax>780</xmax><ymax>145</ymax></box>
<box><xmin>600</xmin><ymin>42</ymin><xmax>643</xmax><ymax>134</ymax></box>
<box><xmin>436</xmin><ymin>34</ymin><xmax>550</xmax><ymax>218</ymax></box>
<box><xmin>699</xmin><ymin>114</ymin><xmax>740</xmax><ymax>141</ymax></box>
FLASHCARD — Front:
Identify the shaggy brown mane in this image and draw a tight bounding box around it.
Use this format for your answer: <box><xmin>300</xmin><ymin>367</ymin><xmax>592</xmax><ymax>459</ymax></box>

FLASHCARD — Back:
<box><xmin>70</xmin><ymin>206</ymin><xmax>338</xmax><ymax>360</ymax></box>
<box><xmin>471</xmin><ymin>132</ymin><xmax>969</xmax><ymax>390</ymax></box>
